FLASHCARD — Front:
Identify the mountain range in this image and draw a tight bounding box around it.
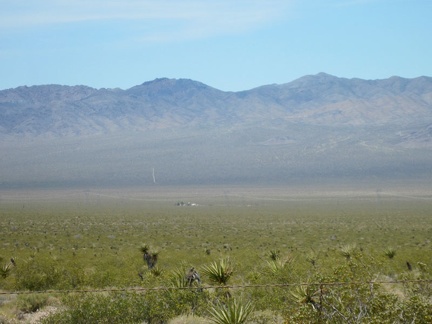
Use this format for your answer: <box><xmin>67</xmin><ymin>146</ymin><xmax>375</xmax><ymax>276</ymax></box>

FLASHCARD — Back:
<box><xmin>2</xmin><ymin>72</ymin><xmax>432</xmax><ymax>135</ymax></box>
<box><xmin>1</xmin><ymin>73</ymin><xmax>432</xmax><ymax>189</ymax></box>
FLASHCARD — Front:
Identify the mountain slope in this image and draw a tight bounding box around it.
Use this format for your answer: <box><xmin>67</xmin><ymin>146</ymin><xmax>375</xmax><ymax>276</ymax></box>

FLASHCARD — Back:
<box><xmin>1</xmin><ymin>74</ymin><xmax>432</xmax><ymax>136</ymax></box>
<box><xmin>1</xmin><ymin>74</ymin><xmax>432</xmax><ymax>188</ymax></box>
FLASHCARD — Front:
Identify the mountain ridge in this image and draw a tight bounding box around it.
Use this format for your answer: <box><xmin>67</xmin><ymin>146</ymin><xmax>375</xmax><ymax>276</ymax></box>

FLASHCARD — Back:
<box><xmin>1</xmin><ymin>72</ymin><xmax>432</xmax><ymax>136</ymax></box>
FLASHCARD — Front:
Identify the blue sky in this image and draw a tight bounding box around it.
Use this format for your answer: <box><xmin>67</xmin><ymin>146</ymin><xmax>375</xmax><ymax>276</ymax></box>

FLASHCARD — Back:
<box><xmin>1</xmin><ymin>0</ymin><xmax>431</xmax><ymax>91</ymax></box>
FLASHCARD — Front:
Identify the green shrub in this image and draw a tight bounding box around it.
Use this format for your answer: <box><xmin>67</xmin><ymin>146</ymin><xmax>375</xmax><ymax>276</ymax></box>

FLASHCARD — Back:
<box><xmin>43</xmin><ymin>292</ymin><xmax>168</xmax><ymax>323</ymax></box>
<box><xmin>42</xmin><ymin>289</ymin><xmax>210</xmax><ymax>324</ymax></box>
<box><xmin>15</xmin><ymin>259</ymin><xmax>62</xmax><ymax>291</ymax></box>
<box><xmin>17</xmin><ymin>293</ymin><xmax>50</xmax><ymax>313</ymax></box>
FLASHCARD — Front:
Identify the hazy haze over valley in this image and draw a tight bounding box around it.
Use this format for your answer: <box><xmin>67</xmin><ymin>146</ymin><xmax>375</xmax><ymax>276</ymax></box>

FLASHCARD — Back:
<box><xmin>1</xmin><ymin>73</ymin><xmax>432</xmax><ymax>191</ymax></box>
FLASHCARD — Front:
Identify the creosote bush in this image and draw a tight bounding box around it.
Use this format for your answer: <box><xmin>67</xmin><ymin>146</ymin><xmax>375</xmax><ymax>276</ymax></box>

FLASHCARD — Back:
<box><xmin>17</xmin><ymin>293</ymin><xmax>50</xmax><ymax>313</ymax></box>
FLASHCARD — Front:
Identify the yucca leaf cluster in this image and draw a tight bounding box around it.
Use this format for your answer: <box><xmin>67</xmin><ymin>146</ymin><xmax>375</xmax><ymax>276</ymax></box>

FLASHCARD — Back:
<box><xmin>202</xmin><ymin>258</ymin><xmax>233</xmax><ymax>286</ymax></box>
<box><xmin>208</xmin><ymin>299</ymin><xmax>254</xmax><ymax>324</ymax></box>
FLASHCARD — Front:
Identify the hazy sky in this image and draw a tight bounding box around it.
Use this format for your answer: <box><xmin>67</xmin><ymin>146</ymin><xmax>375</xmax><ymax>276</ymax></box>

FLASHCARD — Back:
<box><xmin>1</xmin><ymin>0</ymin><xmax>431</xmax><ymax>91</ymax></box>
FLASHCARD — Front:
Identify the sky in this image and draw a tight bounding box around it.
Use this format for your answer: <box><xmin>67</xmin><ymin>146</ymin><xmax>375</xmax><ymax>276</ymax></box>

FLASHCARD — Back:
<box><xmin>1</xmin><ymin>0</ymin><xmax>431</xmax><ymax>91</ymax></box>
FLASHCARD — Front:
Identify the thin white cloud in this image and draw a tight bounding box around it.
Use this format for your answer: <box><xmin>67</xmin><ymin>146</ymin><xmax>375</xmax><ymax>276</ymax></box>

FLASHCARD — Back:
<box><xmin>1</xmin><ymin>0</ymin><xmax>294</xmax><ymax>41</ymax></box>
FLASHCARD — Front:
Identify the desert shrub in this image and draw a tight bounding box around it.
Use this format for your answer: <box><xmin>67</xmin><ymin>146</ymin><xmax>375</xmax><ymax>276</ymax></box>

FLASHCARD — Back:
<box><xmin>14</xmin><ymin>259</ymin><xmax>62</xmax><ymax>291</ymax></box>
<box><xmin>42</xmin><ymin>288</ymin><xmax>210</xmax><ymax>324</ymax></box>
<box><xmin>245</xmin><ymin>286</ymin><xmax>289</xmax><ymax>313</ymax></box>
<box><xmin>169</xmin><ymin>314</ymin><xmax>212</xmax><ymax>323</ymax></box>
<box><xmin>247</xmin><ymin>309</ymin><xmax>284</xmax><ymax>324</ymax></box>
<box><xmin>166</xmin><ymin>267</ymin><xmax>209</xmax><ymax>316</ymax></box>
<box><xmin>42</xmin><ymin>291</ymin><xmax>166</xmax><ymax>323</ymax></box>
<box><xmin>16</xmin><ymin>293</ymin><xmax>50</xmax><ymax>313</ymax></box>
<box><xmin>399</xmin><ymin>295</ymin><xmax>432</xmax><ymax>323</ymax></box>
<box><xmin>164</xmin><ymin>288</ymin><xmax>210</xmax><ymax>318</ymax></box>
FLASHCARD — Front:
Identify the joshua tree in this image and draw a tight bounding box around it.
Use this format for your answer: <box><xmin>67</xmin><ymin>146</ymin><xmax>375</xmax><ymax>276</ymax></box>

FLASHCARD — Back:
<box><xmin>140</xmin><ymin>244</ymin><xmax>159</xmax><ymax>269</ymax></box>
<box><xmin>268</xmin><ymin>249</ymin><xmax>280</xmax><ymax>261</ymax></box>
<box><xmin>186</xmin><ymin>267</ymin><xmax>201</xmax><ymax>286</ymax></box>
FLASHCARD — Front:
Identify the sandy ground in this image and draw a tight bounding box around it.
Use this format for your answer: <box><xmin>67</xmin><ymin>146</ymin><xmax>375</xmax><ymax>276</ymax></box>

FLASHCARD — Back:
<box><xmin>20</xmin><ymin>306</ymin><xmax>58</xmax><ymax>323</ymax></box>
<box><xmin>0</xmin><ymin>182</ymin><xmax>431</xmax><ymax>203</ymax></box>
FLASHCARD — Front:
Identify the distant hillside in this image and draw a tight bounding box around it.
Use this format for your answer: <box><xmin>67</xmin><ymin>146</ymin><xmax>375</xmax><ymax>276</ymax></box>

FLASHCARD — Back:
<box><xmin>1</xmin><ymin>73</ymin><xmax>432</xmax><ymax>136</ymax></box>
<box><xmin>1</xmin><ymin>73</ymin><xmax>432</xmax><ymax>188</ymax></box>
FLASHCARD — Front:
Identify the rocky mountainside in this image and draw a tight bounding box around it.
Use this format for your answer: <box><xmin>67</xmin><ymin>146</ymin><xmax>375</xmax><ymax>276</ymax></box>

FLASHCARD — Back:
<box><xmin>1</xmin><ymin>73</ymin><xmax>432</xmax><ymax>136</ymax></box>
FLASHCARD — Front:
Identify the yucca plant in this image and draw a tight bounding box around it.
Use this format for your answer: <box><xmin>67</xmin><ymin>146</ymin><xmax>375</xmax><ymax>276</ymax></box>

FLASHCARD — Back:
<box><xmin>340</xmin><ymin>244</ymin><xmax>356</xmax><ymax>260</ymax></box>
<box><xmin>290</xmin><ymin>284</ymin><xmax>320</xmax><ymax>310</ymax></box>
<box><xmin>140</xmin><ymin>244</ymin><xmax>159</xmax><ymax>269</ymax></box>
<box><xmin>208</xmin><ymin>299</ymin><xmax>254</xmax><ymax>324</ymax></box>
<box><xmin>268</xmin><ymin>249</ymin><xmax>280</xmax><ymax>261</ymax></box>
<box><xmin>149</xmin><ymin>266</ymin><xmax>163</xmax><ymax>277</ymax></box>
<box><xmin>139</xmin><ymin>244</ymin><xmax>150</xmax><ymax>254</ymax></box>
<box><xmin>170</xmin><ymin>267</ymin><xmax>189</xmax><ymax>288</ymax></box>
<box><xmin>1</xmin><ymin>262</ymin><xmax>13</xmax><ymax>279</ymax></box>
<box><xmin>384</xmin><ymin>247</ymin><xmax>396</xmax><ymax>259</ymax></box>
<box><xmin>202</xmin><ymin>258</ymin><xmax>233</xmax><ymax>286</ymax></box>
<box><xmin>266</xmin><ymin>259</ymin><xmax>286</xmax><ymax>274</ymax></box>
<box><xmin>265</xmin><ymin>255</ymin><xmax>295</xmax><ymax>274</ymax></box>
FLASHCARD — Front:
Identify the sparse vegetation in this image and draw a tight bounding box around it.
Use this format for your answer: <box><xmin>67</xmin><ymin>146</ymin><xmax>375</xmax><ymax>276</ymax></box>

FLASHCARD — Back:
<box><xmin>0</xmin><ymin>191</ymin><xmax>431</xmax><ymax>323</ymax></box>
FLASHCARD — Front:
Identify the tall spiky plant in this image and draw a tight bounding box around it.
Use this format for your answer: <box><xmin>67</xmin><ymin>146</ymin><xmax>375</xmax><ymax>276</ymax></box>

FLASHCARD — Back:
<box><xmin>268</xmin><ymin>249</ymin><xmax>280</xmax><ymax>261</ymax></box>
<box><xmin>139</xmin><ymin>244</ymin><xmax>150</xmax><ymax>255</ymax></box>
<box><xmin>0</xmin><ymin>262</ymin><xmax>13</xmax><ymax>279</ymax></box>
<box><xmin>202</xmin><ymin>258</ymin><xmax>233</xmax><ymax>286</ymax></box>
<box><xmin>384</xmin><ymin>247</ymin><xmax>396</xmax><ymax>259</ymax></box>
<box><xmin>265</xmin><ymin>254</ymin><xmax>295</xmax><ymax>274</ymax></box>
<box><xmin>149</xmin><ymin>266</ymin><xmax>163</xmax><ymax>277</ymax></box>
<box><xmin>170</xmin><ymin>267</ymin><xmax>189</xmax><ymax>288</ymax></box>
<box><xmin>140</xmin><ymin>244</ymin><xmax>159</xmax><ymax>269</ymax></box>
<box><xmin>290</xmin><ymin>284</ymin><xmax>320</xmax><ymax>310</ymax></box>
<box><xmin>208</xmin><ymin>299</ymin><xmax>254</xmax><ymax>324</ymax></box>
<box><xmin>340</xmin><ymin>244</ymin><xmax>356</xmax><ymax>260</ymax></box>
